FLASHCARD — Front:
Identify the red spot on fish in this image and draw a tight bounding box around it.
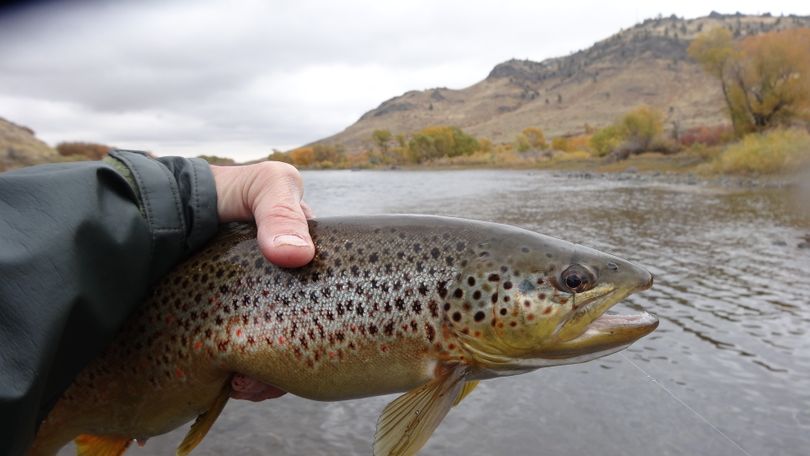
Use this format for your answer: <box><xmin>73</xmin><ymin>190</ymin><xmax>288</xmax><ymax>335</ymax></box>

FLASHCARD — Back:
<box><xmin>175</xmin><ymin>368</ymin><xmax>185</xmax><ymax>379</ymax></box>
<box><xmin>193</xmin><ymin>341</ymin><xmax>203</xmax><ymax>351</ymax></box>
<box><xmin>543</xmin><ymin>306</ymin><xmax>552</xmax><ymax>314</ymax></box>
<box><xmin>509</xmin><ymin>321</ymin><xmax>517</xmax><ymax>327</ymax></box>
<box><xmin>278</xmin><ymin>335</ymin><xmax>286</xmax><ymax>345</ymax></box>
<box><xmin>236</xmin><ymin>328</ymin><xmax>243</xmax><ymax>337</ymax></box>
<box><xmin>527</xmin><ymin>314</ymin><xmax>535</xmax><ymax>321</ymax></box>
<box><xmin>380</xmin><ymin>344</ymin><xmax>388</xmax><ymax>352</ymax></box>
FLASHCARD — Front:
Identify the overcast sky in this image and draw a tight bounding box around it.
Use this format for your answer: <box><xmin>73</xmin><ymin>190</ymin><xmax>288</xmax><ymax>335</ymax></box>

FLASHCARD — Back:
<box><xmin>1</xmin><ymin>0</ymin><xmax>808</xmax><ymax>161</ymax></box>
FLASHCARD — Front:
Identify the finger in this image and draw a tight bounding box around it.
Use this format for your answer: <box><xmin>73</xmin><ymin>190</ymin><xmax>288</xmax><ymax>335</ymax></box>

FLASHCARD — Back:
<box><xmin>300</xmin><ymin>200</ymin><xmax>315</xmax><ymax>219</ymax></box>
<box><xmin>251</xmin><ymin>166</ymin><xmax>315</xmax><ymax>267</ymax></box>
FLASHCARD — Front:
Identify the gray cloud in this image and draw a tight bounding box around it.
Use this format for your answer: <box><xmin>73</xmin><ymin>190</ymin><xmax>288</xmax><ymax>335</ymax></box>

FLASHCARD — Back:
<box><xmin>1</xmin><ymin>0</ymin><xmax>807</xmax><ymax>161</ymax></box>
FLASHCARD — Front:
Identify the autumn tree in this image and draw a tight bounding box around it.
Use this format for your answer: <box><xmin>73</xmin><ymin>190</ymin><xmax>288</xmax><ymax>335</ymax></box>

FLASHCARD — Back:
<box><xmin>372</xmin><ymin>129</ymin><xmax>392</xmax><ymax>153</ymax></box>
<box><xmin>689</xmin><ymin>28</ymin><xmax>810</xmax><ymax>135</ymax></box>
<box><xmin>619</xmin><ymin>106</ymin><xmax>663</xmax><ymax>151</ymax></box>
<box><xmin>733</xmin><ymin>29</ymin><xmax>810</xmax><ymax>130</ymax></box>
<box><xmin>522</xmin><ymin>127</ymin><xmax>547</xmax><ymax>149</ymax></box>
<box><xmin>268</xmin><ymin>150</ymin><xmax>293</xmax><ymax>164</ymax></box>
<box><xmin>288</xmin><ymin>147</ymin><xmax>315</xmax><ymax>166</ymax></box>
<box><xmin>406</xmin><ymin>126</ymin><xmax>479</xmax><ymax>163</ymax></box>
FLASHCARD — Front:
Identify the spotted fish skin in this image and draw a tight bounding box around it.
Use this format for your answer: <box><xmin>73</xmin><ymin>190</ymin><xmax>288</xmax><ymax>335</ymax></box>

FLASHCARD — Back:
<box><xmin>31</xmin><ymin>215</ymin><xmax>656</xmax><ymax>455</ymax></box>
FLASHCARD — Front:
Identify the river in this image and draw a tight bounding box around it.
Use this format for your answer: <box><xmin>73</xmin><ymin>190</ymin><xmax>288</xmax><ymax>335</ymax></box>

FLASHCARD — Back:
<box><xmin>94</xmin><ymin>170</ymin><xmax>810</xmax><ymax>455</ymax></box>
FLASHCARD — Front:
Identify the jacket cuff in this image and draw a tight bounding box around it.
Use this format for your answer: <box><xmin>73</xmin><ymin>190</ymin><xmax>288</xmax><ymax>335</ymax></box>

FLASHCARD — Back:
<box><xmin>107</xmin><ymin>150</ymin><xmax>219</xmax><ymax>275</ymax></box>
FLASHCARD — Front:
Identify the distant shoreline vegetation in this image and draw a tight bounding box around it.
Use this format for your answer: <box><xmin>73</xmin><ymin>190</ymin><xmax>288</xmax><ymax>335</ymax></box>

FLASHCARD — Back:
<box><xmin>246</xmin><ymin>27</ymin><xmax>810</xmax><ymax>177</ymax></box>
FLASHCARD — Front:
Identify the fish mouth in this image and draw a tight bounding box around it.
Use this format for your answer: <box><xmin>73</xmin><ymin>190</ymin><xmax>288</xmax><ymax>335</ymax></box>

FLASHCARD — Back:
<box><xmin>543</xmin><ymin>271</ymin><xmax>657</xmax><ymax>359</ymax></box>
<box><xmin>541</xmin><ymin>311</ymin><xmax>659</xmax><ymax>358</ymax></box>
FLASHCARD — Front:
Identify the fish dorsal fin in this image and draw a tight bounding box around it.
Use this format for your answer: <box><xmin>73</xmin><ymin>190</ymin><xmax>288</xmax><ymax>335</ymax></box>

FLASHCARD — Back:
<box><xmin>74</xmin><ymin>435</ymin><xmax>132</xmax><ymax>456</ymax></box>
<box><xmin>374</xmin><ymin>365</ymin><xmax>468</xmax><ymax>456</ymax></box>
<box><xmin>176</xmin><ymin>381</ymin><xmax>231</xmax><ymax>456</ymax></box>
<box><xmin>452</xmin><ymin>380</ymin><xmax>480</xmax><ymax>407</ymax></box>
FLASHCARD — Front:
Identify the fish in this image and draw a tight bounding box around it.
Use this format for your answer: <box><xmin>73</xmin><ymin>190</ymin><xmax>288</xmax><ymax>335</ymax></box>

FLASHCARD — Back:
<box><xmin>30</xmin><ymin>215</ymin><xmax>658</xmax><ymax>456</ymax></box>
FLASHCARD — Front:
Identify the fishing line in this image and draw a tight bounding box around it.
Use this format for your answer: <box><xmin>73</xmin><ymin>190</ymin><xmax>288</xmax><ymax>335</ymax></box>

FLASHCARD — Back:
<box><xmin>619</xmin><ymin>353</ymin><xmax>753</xmax><ymax>456</ymax></box>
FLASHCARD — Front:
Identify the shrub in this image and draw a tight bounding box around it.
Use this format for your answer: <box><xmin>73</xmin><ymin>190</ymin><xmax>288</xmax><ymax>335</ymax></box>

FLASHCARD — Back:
<box><xmin>619</xmin><ymin>106</ymin><xmax>663</xmax><ymax>152</ymax></box>
<box><xmin>590</xmin><ymin>125</ymin><xmax>623</xmax><ymax>156</ymax></box>
<box><xmin>56</xmin><ymin>142</ymin><xmax>111</xmax><ymax>160</ymax></box>
<box><xmin>407</xmin><ymin>125</ymin><xmax>479</xmax><ymax>163</ymax></box>
<box><xmin>268</xmin><ymin>150</ymin><xmax>293</xmax><ymax>164</ymax></box>
<box><xmin>515</xmin><ymin>133</ymin><xmax>531</xmax><ymax>152</ymax></box>
<box><xmin>679</xmin><ymin>125</ymin><xmax>734</xmax><ymax>147</ymax></box>
<box><xmin>551</xmin><ymin>137</ymin><xmax>571</xmax><ymax>152</ymax></box>
<box><xmin>714</xmin><ymin>128</ymin><xmax>810</xmax><ymax>174</ymax></box>
<box><xmin>196</xmin><ymin>155</ymin><xmax>235</xmax><ymax>165</ymax></box>
<box><xmin>522</xmin><ymin>127</ymin><xmax>547</xmax><ymax>149</ymax></box>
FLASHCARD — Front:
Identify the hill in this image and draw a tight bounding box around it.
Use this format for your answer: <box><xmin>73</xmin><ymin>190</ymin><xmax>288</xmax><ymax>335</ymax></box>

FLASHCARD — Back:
<box><xmin>0</xmin><ymin>117</ymin><xmax>58</xmax><ymax>172</ymax></box>
<box><xmin>314</xmin><ymin>13</ymin><xmax>810</xmax><ymax>152</ymax></box>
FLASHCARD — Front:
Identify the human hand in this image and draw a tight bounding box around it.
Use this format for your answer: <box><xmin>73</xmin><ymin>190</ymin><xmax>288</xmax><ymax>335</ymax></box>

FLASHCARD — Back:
<box><xmin>211</xmin><ymin>161</ymin><xmax>312</xmax><ymax>401</ymax></box>
<box><xmin>210</xmin><ymin>161</ymin><xmax>315</xmax><ymax>268</ymax></box>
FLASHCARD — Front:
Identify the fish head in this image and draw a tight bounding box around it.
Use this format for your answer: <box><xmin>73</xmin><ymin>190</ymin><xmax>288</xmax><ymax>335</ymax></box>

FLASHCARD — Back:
<box><xmin>449</xmin><ymin>224</ymin><xmax>657</xmax><ymax>377</ymax></box>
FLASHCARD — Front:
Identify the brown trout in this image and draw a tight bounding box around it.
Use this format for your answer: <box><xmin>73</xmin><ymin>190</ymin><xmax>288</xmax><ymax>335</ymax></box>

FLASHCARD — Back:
<box><xmin>31</xmin><ymin>215</ymin><xmax>657</xmax><ymax>456</ymax></box>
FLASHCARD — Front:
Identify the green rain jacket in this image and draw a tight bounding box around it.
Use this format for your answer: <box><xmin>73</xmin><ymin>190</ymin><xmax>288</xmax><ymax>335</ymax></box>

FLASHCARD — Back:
<box><xmin>0</xmin><ymin>150</ymin><xmax>219</xmax><ymax>455</ymax></box>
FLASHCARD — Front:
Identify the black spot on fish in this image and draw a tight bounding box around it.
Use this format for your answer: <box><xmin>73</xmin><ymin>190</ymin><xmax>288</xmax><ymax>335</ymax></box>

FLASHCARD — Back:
<box><xmin>431</xmin><ymin>247</ymin><xmax>440</xmax><ymax>259</ymax></box>
<box><xmin>488</xmin><ymin>273</ymin><xmax>500</xmax><ymax>282</ymax></box>
<box><xmin>473</xmin><ymin>290</ymin><xmax>482</xmax><ymax>300</ymax></box>
<box><xmin>369</xmin><ymin>253</ymin><xmax>379</xmax><ymax>263</ymax></box>
<box><xmin>429</xmin><ymin>300</ymin><xmax>439</xmax><ymax>317</ymax></box>
<box><xmin>438</xmin><ymin>282</ymin><xmax>448</xmax><ymax>298</ymax></box>
<box><xmin>418</xmin><ymin>283</ymin><xmax>429</xmax><ymax>296</ymax></box>
<box><xmin>425</xmin><ymin>323</ymin><xmax>436</xmax><ymax>342</ymax></box>
<box><xmin>412</xmin><ymin>301</ymin><xmax>422</xmax><ymax>313</ymax></box>
<box><xmin>453</xmin><ymin>288</ymin><xmax>464</xmax><ymax>299</ymax></box>
<box><xmin>452</xmin><ymin>311</ymin><xmax>462</xmax><ymax>322</ymax></box>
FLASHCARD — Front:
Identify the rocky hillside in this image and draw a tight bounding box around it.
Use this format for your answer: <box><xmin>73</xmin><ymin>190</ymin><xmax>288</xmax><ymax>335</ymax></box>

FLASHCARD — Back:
<box><xmin>315</xmin><ymin>13</ymin><xmax>810</xmax><ymax>151</ymax></box>
<box><xmin>0</xmin><ymin>117</ymin><xmax>58</xmax><ymax>172</ymax></box>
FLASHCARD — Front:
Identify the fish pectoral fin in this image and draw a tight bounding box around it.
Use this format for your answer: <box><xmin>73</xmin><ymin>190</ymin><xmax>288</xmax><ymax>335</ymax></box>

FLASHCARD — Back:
<box><xmin>176</xmin><ymin>381</ymin><xmax>231</xmax><ymax>456</ymax></box>
<box><xmin>452</xmin><ymin>380</ymin><xmax>480</xmax><ymax>407</ymax></box>
<box><xmin>374</xmin><ymin>364</ymin><xmax>469</xmax><ymax>456</ymax></box>
<box><xmin>74</xmin><ymin>435</ymin><xmax>132</xmax><ymax>456</ymax></box>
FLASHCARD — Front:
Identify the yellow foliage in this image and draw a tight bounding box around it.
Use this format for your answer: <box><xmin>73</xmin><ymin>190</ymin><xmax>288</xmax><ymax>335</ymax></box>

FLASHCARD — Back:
<box><xmin>551</xmin><ymin>137</ymin><xmax>571</xmax><ymax>152</ymax></box>
<box><xmin>521</xmin><ymin>127</ymin><xmax>547</xmax><ymax>149</ymax></box>
<box><xmin>288</xmin><ymin>147</ymin><xmax>315</xmax><ymax>166</ymax></box>
<box><xmin>714</xmin><ymin>129</ymin><xmax>810</xmax><ymax>174</ymax></box>
<box><xmin>556</xmin><ymin>150</ymin><xmax>591</xmax><ymax>161</ymax></box>
<box><xmin>690</xmin><ymin>28</ymin><xmax>810</xmax><ymax>135</ymax></box>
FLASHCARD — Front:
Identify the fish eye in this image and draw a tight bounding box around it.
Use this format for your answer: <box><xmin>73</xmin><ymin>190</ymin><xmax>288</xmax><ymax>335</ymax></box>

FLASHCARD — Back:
<box><xmin>559</xmin><ymin>265</ymin><xmax>596</xmax><ymax>294</ymax></box>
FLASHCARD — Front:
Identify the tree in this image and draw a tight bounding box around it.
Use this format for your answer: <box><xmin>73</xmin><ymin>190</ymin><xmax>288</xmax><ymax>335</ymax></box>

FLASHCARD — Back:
<box><xmin>688</xmin><ymin>28</ymin><xmax>745</xmax><ymax>133</ymax></box>
<box><xmin>590</xmin><ymin>125</ymin><xmax>623</xmax><ymax>157</ymax></box>
<box><xmin>619</xmin><ymin>106</ymin><xmax>663</xmax><ymax>151</ymax></box>
<box><xmin>732</xmin><ymin>29</ymin><xmax>810</xmax><ymax>131</ymax></box>
<box><xmin>515</xmin><ymin>133</ymin><xmax>531</xmax><ymax>152</ymax></box>
<box><xmin>372</xmin><ymin>129</ymin><xmax>392</xmax><ymax>153</ymax></box>
<box><xmin>406</xmin><ymin>126</ymin><xmax>479</xmax><ymax>163</ymax></box>
<box><xmin>521</xmin><ymin>127</ymin><xmax>547</xmax><ymax>149</ymax></box>
<box><xmin>689</xmin><ymin>28</ymin><xmax>810</xmax><ymax>135</ymax></box>
<box><xmin>288</xmin><ymin>147</ymin><xmax>315</xmax><ymax>166</ymax></box>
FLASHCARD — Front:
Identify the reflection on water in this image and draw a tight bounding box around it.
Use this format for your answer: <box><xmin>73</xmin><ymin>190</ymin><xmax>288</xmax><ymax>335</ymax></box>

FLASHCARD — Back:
<box><xmin>99</xmin><ymin>171</ymin><xmax>810</xmax><ymax>456</ymax></box>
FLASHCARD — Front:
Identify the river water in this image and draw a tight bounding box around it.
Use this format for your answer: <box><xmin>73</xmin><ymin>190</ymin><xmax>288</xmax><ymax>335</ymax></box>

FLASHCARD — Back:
<box><xmin>104</xmin><ymin>170</ymin><xmax>810</xmax><ymax>455</ymax></box>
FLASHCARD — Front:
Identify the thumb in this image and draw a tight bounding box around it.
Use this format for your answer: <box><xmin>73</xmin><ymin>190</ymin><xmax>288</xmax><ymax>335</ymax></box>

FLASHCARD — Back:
<box><xmin>251</xmin><ymin>168</ymin><xmax>315</xmax><ymax>268</ymax></box>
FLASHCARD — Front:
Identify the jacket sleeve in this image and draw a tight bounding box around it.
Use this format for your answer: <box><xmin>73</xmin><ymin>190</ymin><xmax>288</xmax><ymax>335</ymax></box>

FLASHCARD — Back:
<box><xmin>0</xmin><ymin>150</ymin><xmax>219</xmax><ymax>455</ymax></box>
